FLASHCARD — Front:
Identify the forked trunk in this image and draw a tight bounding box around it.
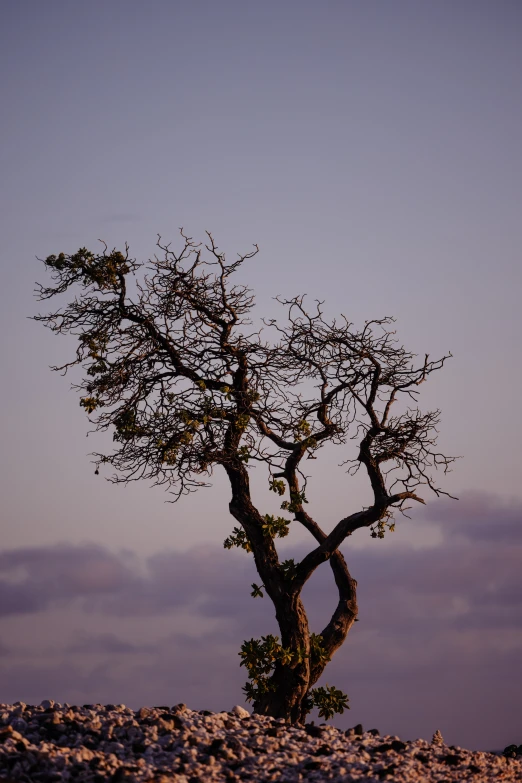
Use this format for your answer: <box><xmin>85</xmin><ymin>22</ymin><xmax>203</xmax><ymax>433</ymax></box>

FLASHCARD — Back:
<box><xmin>253</xmin><ymin>575</ymin><xmax>358</xmax><ymax>723</ymax></box>
<box><xmin>226</xmin><ymin>463</ymin><xmax>358</xmax><ymax>724</ymax></box>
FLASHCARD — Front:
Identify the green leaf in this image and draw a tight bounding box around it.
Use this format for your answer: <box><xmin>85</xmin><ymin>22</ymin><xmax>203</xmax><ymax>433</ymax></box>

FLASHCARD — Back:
<box><xmin>279</xmin><ymin>559</ymin><xmax>297</xmax><ymax>581</ymax></box>
<box><xmin>238</xmin><ymin>445</ymin><xmax>250</xmax><ymax>462</ymax></box>
<box><xmin>79</xmin><ymin>396</ymin><xmax>100</xmax><ymax>414</ymax></box>
<box><xmin>269</xmin><ymin>479</ymin><xmax>286</xmax><ymax>496</ymax></box>
<box><xmin>310</xmin><ymin>633</ymin><xmax>331</xmax><ymax>665</ymax></box>
<box><xmin>223</xmin><ymin>527</ymin><xmax>252</xmax><ymax>552</ymax></box>
<box><xmin>280</xmin><ymin>489</ymin><xmax>308</xmax><ymax>513</ymax></box>
<box><xmin>261</xmin><ymin>514</ymin><xmax>291</xmax><ymax>539</ymax></box>
<box><xmin>310</xmin><ymin>684</ymin><xmax>349</xmax><ymax>720</ymax></box>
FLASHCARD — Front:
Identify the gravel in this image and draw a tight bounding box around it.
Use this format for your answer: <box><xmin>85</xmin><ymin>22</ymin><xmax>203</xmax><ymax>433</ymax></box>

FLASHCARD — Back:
<box><xmin>1</xmin><ymin>701</ymin><xmax>521</xmax><ymax>782</ymax></box>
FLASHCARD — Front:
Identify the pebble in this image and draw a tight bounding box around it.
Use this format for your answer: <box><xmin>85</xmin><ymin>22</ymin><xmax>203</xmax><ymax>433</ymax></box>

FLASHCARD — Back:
<box><xmin>0</xmin><ymin>702</ymin><xmax>520</xmax><ymax>782</ymax></box>
<box><xmin>230</xmin><ymin>705</ymin><xmax>250</xmax><ymax>719</ymax></box>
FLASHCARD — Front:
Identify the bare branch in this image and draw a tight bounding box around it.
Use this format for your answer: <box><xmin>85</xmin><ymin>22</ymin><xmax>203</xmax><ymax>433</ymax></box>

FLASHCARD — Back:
<box><xmin>34</xmin><ymin>230</ymin><xmax>457</xmax><ymax>724</ymax></box>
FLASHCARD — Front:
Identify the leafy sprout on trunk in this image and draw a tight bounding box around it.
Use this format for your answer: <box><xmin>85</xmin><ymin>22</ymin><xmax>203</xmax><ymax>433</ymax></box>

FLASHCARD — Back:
<box><xmin>34</xmin><ymin>230</ymin><xmax>456</xmax><ymax>724</ymax></box>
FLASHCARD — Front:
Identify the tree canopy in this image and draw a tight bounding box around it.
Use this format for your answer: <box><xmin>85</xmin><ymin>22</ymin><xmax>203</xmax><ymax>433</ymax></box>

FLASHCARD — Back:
<box><xmin>35</xmin><ymin>230</ymin><xmax>455</xmax><ymax>723</ymax></box>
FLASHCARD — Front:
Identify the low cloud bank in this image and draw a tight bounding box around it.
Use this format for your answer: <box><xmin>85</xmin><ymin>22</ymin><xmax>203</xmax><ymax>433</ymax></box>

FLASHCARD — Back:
<box><xmin>0</xmin><ymin>492</ymin><xmax>521</xmax><ymax>750</ymax></box>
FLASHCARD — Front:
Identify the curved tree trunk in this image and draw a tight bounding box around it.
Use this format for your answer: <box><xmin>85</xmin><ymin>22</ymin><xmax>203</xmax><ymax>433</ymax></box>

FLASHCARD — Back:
<box><xmin>224</xmin><ymin>462</ymin><xmax>359</xmax><ymax>724</ymax></box>
<box><xmin>296</xmin><ymin>518</ymin><xmax>359</xmax><ymax>721</ymax></box>
<box><xmin>253</xmin><ymin>549</ymin><xmax>358</xmax><ymax>725</ymax></box>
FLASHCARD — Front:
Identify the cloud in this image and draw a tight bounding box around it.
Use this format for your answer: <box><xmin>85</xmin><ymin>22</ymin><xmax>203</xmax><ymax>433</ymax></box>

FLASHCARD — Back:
<box><xmin>0</xmin><ymin>640</ymin><xmax>11</xmax><ymax>657</ymax></box>
<box><xmin>0</xmin><ymin>544</ymin><xmax>138</xmax><ymax>617</ymax></box>
<box><xmin>66</xmin><ymin>633</ymin><xmax>155</xmax><ymax>655</ymax></box>
<box><xmin>0</xmin><ymin>492</ymin><xmax>521</xmax><ymax>749</ymax></box>
<box><xmin>419</xmin><ymin>491</ymin><xmax>522</xmax><ymax>543</ymax></box>
<box><xmin>1</xmin><ymin>496</ymin><xmax>521</xmax><ymax>640</ymax></box>
<box><xmin>1</xmin><ymin>494</ymin><xmax>521</xmax><ymax>638</ymax></box>
<box><xmin>0</xmin><ymin>543</ymin><xmax>263</xmax><ymax>621</ymax></box>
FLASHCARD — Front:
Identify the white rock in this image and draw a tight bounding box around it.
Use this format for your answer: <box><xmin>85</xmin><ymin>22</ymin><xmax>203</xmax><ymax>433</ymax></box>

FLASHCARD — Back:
<box><xmin>230</xmin><ymin>705</ymin><xmax>250</xmax><ymax>719</ymax></box>
<box><xmin>1</xmin><ymin>702</ymin><xmax>521</xmax><ymax>783</ymax></box>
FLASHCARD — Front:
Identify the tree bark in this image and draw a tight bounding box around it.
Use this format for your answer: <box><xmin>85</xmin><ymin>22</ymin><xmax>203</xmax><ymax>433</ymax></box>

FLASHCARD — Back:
<box><xmin>290</xmin><ymin>509</ymin><xmax>358</xmax><ymax>722</ymax></box>
<box><xmin>253</xmin><ymin>591</ymin><xmax>311</xmax><ymax>723</ymax></box>
<box><xmin>224</xmin><ymin>462</ymin><xmax>360</xmax><ymax>723</ymax></box>
<box><xmin>224</xmin><ymin>461</ymin><xmax>314</xmax><ymax>722</ymax></box>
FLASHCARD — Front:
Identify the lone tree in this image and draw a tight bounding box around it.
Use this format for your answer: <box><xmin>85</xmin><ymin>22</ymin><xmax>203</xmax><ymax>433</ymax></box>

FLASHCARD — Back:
<box><xmin>35</xmin><ymin>231</ymin><xmax>455</xmax><ymax>724</ymax></box>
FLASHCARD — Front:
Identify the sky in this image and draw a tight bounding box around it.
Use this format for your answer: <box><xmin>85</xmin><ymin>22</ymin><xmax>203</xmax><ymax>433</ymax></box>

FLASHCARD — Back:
<box><xmin>1</xmin><ymin>0</ymin><xmax>521</xmax><ymax>751</ymax></box>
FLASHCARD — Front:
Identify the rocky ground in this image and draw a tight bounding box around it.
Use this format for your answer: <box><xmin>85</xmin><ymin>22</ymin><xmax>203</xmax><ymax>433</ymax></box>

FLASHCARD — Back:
<box><xmin>1</xmin><ymin>701</ymin><xmax>521</xmax><ymax>782</ymax></box>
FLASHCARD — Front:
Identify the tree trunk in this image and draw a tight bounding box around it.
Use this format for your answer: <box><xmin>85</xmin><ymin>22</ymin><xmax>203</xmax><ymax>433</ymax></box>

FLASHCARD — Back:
<box><xmin>224</xmin><ymin>462</ymin><xmax>358</xmax><ymax>724</ymax></box>
<box><xmin>253</xmin><ymin>590</ymin><xmax>311</xmax><ymax>723</ymax></box>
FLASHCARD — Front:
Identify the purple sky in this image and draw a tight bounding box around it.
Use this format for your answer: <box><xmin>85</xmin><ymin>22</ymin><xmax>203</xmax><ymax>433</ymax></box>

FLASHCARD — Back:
<box><xmin>1</xmin><ymin>0</ymin><xmax>521</xmax><ymax>750</ymax></box>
